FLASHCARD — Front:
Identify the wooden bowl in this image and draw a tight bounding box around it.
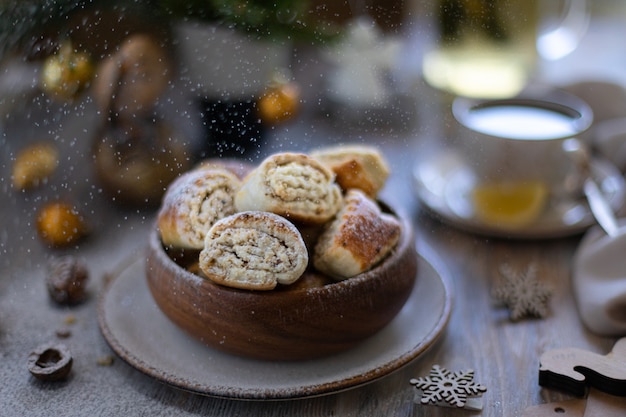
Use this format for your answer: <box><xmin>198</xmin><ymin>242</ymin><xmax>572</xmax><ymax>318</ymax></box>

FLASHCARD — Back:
<box><xmin>146</xmin><ymin>209</ymin><xmax>417</xmax><ymax>361</ymax></box>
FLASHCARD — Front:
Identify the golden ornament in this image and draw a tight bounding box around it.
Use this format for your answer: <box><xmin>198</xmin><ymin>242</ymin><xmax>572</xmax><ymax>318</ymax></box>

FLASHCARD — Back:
<box><xmin>36</xmin><ymin>202</ymin><xmax>89</xmax><ymax>247</ymax></box>
<box><xmin>12</xmin><ymin>142</ymin><xmax>59</xmax><ymax>191</ymax></box>
<box><xmin>258</xmin><ymin>82</ymin><xmax>300</xmax><ymax>124</ymax></box>
<box><xmin>41</xmin><ymin>42</ymin><xmax>94</xmax><ymax>100</ymax></box>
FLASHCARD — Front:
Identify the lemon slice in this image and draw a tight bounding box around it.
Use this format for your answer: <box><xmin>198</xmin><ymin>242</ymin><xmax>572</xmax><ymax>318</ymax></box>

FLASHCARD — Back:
<box><xmin>472</xmin><ymin>181</ymin><xmax>549</xmax><ymax>228</ymax></box>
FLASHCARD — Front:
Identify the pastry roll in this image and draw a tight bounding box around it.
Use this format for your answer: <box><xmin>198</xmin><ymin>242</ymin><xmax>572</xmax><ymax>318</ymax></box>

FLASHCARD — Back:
<box><xmin>313</xmin><ymin>189</ymin><xmax>401</xmax><ymax>280</ymax></box>
<box><xmin>310</xmin><ymin>144</ymin><xmax>389</xmax><ymax>198</ymax></box>
<box><xmin>199</xmin><ymin>211</ymin><xmax>309</xmax><ymax>290</ymax></box>
<box><xmin>157</xmin><ymin>168</ymin><xmax>241</xmax><ymax>249</ymax></box>
<box><xmin>234</xmin><ymin>152</ymin><xmax>343</xmax><ymax>224</ymax></box>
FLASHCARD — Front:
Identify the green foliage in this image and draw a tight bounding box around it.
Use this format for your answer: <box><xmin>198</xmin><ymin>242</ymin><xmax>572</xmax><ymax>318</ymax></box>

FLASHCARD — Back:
<box><xmin>0</xmin><ymin>0</ymin><xmax>155</xmax><ymax>57</ymax></box>
<box><xmin>0</xmin><ymin>0</ymin><xmax>338</xmax><ymax>57</ymax></box>
<box><xmin>158</xmin><ymin>0</ymin><xmax>338</xmax><ymax>42</ymax></box>
<box><xmin>0</xmin><ymin>0</ymin><xmax>91</xmax><ymax>56</ymax></box>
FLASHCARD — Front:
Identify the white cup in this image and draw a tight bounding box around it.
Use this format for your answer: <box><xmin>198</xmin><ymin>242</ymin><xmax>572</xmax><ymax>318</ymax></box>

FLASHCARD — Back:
<box><xmin>452</xmin><ymin>89</ymin><xmax>593</xmax><ymax>225</ymax></box>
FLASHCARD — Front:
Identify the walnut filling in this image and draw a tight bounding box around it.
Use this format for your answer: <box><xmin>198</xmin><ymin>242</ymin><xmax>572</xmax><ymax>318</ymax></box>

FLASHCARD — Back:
<box><xmin>199</xmin><ymin>211</ymin><xmax>309</xmax><ymax>290</ymax></box>
<box><xmin>188</xmin><ymin>182</ymin><xmax>237</xmax><ymax>243</ymax></box>
<box><xmin>265</xmin><ymin>162</ymin><xmax>339</xmax><ymax>217</ymax></box>
<box><xmin>202</xmin><ymin>229</ymin><xmax>294</xmax><ymax>285</ymax></box>
<box><xmin>158</xmin><ymin>168</ymin><xmax>241</xmax><ymax>249</ymax></box>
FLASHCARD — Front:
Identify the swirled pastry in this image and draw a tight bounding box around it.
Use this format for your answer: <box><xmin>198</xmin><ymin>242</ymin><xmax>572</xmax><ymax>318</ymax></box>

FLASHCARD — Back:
<box><xmin>313</xmin><ymin>189</ymin><xmax>401</xmax><ymax>280</ymax></box>
<box><xmin>199</xmin><ymin>211</ymin><xmax>308</xmax><ymax>290</ymax></box>
<box><xmin>310</xmin><ymin>145</ymin><xmax>389</xmax><ymax>198</ymax></box>
<box><xmin>234</xmin><ymin>152</ymin><xmax>343</xmax><ymax>224</ymax></box>
<box><xmin>157</xmin><ymin>168</ymin><xmax>241</xmax><ymax>249</ymax></box>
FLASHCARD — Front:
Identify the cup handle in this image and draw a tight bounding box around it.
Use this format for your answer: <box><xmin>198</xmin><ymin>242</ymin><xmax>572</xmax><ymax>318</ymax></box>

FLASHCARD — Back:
<box><xmin>537</xmin><ymin>0</ymin><xmax>589</xmax><ymax>61</ymax></box>
<box><xmin>561</xmin><ymin>137</ymin><xmax>590</xmax><ymax>197</ymax></box>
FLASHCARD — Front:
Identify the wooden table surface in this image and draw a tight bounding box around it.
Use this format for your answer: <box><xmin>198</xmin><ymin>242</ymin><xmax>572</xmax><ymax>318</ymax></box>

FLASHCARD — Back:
<box><xmin>2</xmin><ymin>15</ymin><xmax>625</xmax><ymax>417</ymax></box>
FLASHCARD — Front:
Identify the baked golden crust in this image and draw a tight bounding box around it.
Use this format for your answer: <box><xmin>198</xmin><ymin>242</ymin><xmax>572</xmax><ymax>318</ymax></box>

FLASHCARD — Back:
<box><xmin>234</xmin><ymin>152</ymin><xmax>343</xmax><ymax>224</ymax></box>
<box><xmin>199</xmin><ymin>211</ymin><xmax>309</xmax><ymax>290</ymax></box>
<box><xmin>310</xmin><ymin>144</ymin><xmax>389</xmax><ymax>198</ymax></box>
<box><xmin>313</xmin><ymin>189</ymin><xmax>401</xmax><ymax>280</ymax></box>
<box><xmin>157</xmin><ymin>168</ymin><xmax>241</xmax><ymax>249</ymax></box>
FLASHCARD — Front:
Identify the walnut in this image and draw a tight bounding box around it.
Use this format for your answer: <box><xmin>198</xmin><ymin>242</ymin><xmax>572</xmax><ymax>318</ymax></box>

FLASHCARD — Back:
<box><xmin>46</xmin><ymin>256</ymin><xmax>89</xmax><ymax>305</ymax></box>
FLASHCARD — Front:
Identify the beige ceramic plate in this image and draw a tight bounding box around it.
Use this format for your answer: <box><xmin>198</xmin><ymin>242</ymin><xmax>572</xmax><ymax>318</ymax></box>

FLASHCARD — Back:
<box><xmin>98</xmin><ymin>246</ymin><xmax>452</xmax><ymax>400</ymax></box>
<box><xmin>413</xmin><ymin>151</ymin><xmax>625</xmax><ymax>239</ymax></box>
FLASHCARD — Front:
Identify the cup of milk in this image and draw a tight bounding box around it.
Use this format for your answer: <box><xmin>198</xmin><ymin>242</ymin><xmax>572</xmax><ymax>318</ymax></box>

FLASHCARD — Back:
<box><xmin>452</xmin><ymin>89</ymin><xmax>593</xmax><ymax>225</ymax></box>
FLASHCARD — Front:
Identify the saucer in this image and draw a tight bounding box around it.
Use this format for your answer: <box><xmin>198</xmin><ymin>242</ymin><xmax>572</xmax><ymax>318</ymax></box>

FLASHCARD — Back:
<box><xmin>98</xmin><ymin>245</ymin><xmax>452</xmax><ymax>400</ymax></box>
<box><xmin>412</xmin><ymin>151</ymin><xmax>625</xmax><ymax>239</ymax></box>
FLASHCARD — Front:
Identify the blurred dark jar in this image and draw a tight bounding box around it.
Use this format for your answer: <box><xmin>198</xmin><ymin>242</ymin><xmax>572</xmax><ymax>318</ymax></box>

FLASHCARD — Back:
<box><xmin>174</xmin><ymin>23</ymin><xmax>291</xmax><ymax>160</ymax></box>
<box><xmin>197</xmin><ymin>98</ymin><xmax>264</xmax><ymax>159</ymax></box>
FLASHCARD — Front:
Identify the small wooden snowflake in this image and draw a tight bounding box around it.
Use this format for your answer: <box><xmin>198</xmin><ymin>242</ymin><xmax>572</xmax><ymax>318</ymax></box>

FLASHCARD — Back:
<box><xmin>492</xmin><ymin>263</ymin><xmax>552</xmax><ymax>321</ymax></box>
<box><xmin>410</xmin><ymin>364</ymin><xmax>487</xmax><ymax>408</ymax></box>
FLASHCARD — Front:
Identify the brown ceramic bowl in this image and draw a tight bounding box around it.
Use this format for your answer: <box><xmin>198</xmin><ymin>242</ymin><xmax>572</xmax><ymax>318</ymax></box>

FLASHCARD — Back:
<box><xmin>146</xmin><ymin>208</ymin><xmax>417</xmax><ymax>361</ymax></box>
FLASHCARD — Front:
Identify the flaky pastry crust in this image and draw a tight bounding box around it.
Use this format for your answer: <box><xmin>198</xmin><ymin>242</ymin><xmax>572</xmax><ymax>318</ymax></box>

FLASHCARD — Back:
<box><xmin>199</xmin><ymin>211</ymin><xmax>308</xmax><ymax>290</ymax></box>
<box><xmin>310</xmin><ymin>144</ymin><xmax>389</xmax><ymax>198</ymax></box>
<box><xmin>158</xmin><ymin>168</ymin><xmax>241</xmax><ymax>249</ymax></box>
<box><xmin>234</xmin><ymin>152</ymin><xmax>343</xmax><ymax>224</ymax></box>
<box><xmin>313</xmin><ymin>189</ymin><xmax>401</xmax><ymax>280</ymax></box>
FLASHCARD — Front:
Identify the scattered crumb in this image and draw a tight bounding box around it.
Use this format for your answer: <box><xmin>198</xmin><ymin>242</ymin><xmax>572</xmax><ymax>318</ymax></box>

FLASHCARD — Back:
<box><xmin>96</xmin><ymin>355</ymin><xmax>115</xmax><ymax>366</ymax></box>
<box><xmin>55</xmin><ymin>328</ymin><xmax>72</xmax><ymax>339</ymax></box>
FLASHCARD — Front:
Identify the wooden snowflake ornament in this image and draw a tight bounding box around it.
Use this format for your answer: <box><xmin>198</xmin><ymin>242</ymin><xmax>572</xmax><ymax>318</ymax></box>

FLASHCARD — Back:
<box><xmin>492</xmin><ymin>263</ymin><xmax>553</xmax><ymax>321</ymax></box>
<box><xmin>410</xmin><ymin>365</ymin><xmax>487</xmax><ymax>410</ymax></box>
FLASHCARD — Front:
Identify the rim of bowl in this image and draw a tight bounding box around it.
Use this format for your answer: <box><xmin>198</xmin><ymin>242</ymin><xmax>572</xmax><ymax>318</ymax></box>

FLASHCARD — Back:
<box><xmin>149</xmin><ymin>206</ymin><xmax>415</xmax><ymax>295</ymax></box>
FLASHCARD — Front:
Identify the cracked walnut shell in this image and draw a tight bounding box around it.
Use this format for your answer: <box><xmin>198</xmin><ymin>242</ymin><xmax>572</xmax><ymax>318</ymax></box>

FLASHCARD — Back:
<box><xmin>28</xmin><ymin>343</ymin><xmax>73</xmax><ymax>382</ymax></box>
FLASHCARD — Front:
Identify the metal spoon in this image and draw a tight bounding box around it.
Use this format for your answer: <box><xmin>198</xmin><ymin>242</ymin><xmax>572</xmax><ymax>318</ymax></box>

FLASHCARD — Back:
<box><xmin>584</xmin><ymin>177</ymin><xmax>620</xmax><ymax>237</ymax></box>
<box><xmin>574</xmin><ymin>144</ymin><xmax>621</xmax><ymax>237</ymax></box>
